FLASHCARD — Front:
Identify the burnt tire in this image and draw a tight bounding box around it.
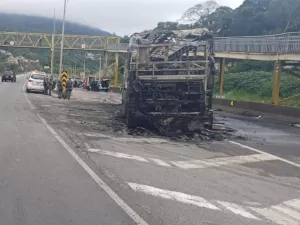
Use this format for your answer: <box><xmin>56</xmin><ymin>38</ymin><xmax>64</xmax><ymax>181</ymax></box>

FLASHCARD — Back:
<box><xmin>125</xmin><ymin>93</ymin><xmax>138</xmax><ymax>128</ymax></box>
<box><xmin>206</xmin><ymin>113</ymin><xmax>213</xmax><ymax>130</ymax></box>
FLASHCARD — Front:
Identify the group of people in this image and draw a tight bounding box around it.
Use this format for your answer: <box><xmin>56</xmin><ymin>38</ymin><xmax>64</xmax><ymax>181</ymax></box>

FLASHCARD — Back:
<box><xmin>43</xmin><ymin>74</ymin><xmax>53</xmax><ymax>96</ymax></box>
<box><xmin>43</xmin><ymin>74</ymin><xmax>73</xmax><ymax>100</ymax></box>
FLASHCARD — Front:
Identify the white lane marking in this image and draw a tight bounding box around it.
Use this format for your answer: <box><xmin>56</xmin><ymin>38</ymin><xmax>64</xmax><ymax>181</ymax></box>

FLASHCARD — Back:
<box><xmin>23</xmin><ymin>82</ymin><xmax>36</xmax><ymax>110</ymax></box>
<box><xmin>244</xmin><ymin>201</ymin><xmax>263</xmax><ymax>206</ymax></box>
<box><xmin>88</xmin><ymin>148</ymin><xmax>100</xmax><ymax>153</ymax></box>
<box><xmin>216</xmin><ymin>200</ymin><xmax>260</xmax><ymax>220</ymax></box>
<box><xmin>250</xmin><ymin>206</ymin><xmax>300</xmax><ymax>225</ymax></box>
<box><xmin>89</xmin><ymin>149</ymin><xmax>148</xmax><ymax>162</ymax></box>
<box><xmin>229</xmin><ymin>141</ymin><xmax>300</xmax><ymax>169</ymax></box>
<box><xmin>82</xmin><ymin>132</ymin><xmax>169</xmax><ymax>144</ymax></box>
<box><xmin>171</xmin><ymin>153</ymin><xmax>276</xmax><ymax>169</ymax></box>
<box><xmin>283</xmin><ymin>199</ymin><xmax>300</xmax><ymax>211</ymax></box>
<box><xmin>272</xmin><ymin>205</ymin><xmax>300</xmax><ymax>221</ymax></box>
<box><xmin>128</xmin><ymin>182</ymin><xmax>220</xmax><ymax>210</ymax></box>
<box><xmin>91</xmin><ymin>149</ymin><xmax>172</xmax><ymax>167</ymax></box>
<box><xmin>149</xmin><ymin>158</ymin><xmax>172</xmax><ymax>167</ymax></box>
<box><xmin>84</xmin><ymin>142</ymin><xmax>93</xmax><ymax>151</ymax></box>
<box><xmin>23</xmin><ymin>83</ymin><xmax>149</xmax><ymax>225</ymax></box>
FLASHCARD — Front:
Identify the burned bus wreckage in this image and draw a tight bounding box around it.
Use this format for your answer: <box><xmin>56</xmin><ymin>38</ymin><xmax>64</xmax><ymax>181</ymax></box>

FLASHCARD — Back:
<box><xmin>121</xmin><ymin>28</ymin><xmax>216</xmax><ymax>135</ymax></box>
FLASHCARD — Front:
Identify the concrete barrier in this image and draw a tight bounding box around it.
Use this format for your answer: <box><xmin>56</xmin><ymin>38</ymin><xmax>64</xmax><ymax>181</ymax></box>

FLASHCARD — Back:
<box><xmin>108</xmin><ymin>88</ymin><xmax>300</xmax><ymax>123</ymax></box>
<box><xmin>110</xmin><ymin>87</ymin><xmax>122</xmax><ymax>93</ymax></box>
<box><xmin>213</xmin><ymin>98</ymin><xmax>300</xmax><ymax>123</ymax></box>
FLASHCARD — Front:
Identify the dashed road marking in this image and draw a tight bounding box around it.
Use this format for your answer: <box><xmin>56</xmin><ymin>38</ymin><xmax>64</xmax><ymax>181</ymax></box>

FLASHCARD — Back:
<box><xmin>23</xmin><ymin>81</ymin><xmax>149</xmax><ymax>225</ymax></box>
<box><xmin>91</xmin><ymin>148</ymin><xmax>283</xmax><ymax>171</ymax></box>
<box><xmin>171</xmin><ymin>153</ymin><xmax>277</xmax><ymax>169</ymax></box>
<box><xmin>149</xmin><ymin>158</ymin><xmax>172</xmax><ymax>167</ymax></box>
<box><xmin>283</xmin><ymin>199</ymin><xmax>300</xmax><ymax>211</ymax></box>
<box><xmin>215</xmin><ymin>200</ymin><xmax>260</xmax><ymax>220</ymax></box>
<box><xmin>128</xmin><ymin>182</ymin><xmax>300</xmax><ymax>224</ymax></box>
<box><xmin>250</xmin><ymin>200</ymin><xmax>300</xmax><ymax>225</ymax></box>
<box><xmin>82</xmin><ymin>132</ymin><xmax>170</xmax><ymax>144</ymax></box>
<box><xmin>229</xmin><ymin>141</ymin><xmax>300</xmax><ymax>169</ymax></box>
<box><xmin>90</xmin><ymin>149</ymin><xmax>149</xmax><ymax>162</ymax></box>
<box><xmin>128</xmin><ymin>182</ymin><xmax>220</xmax><ymax>210</ymax></box>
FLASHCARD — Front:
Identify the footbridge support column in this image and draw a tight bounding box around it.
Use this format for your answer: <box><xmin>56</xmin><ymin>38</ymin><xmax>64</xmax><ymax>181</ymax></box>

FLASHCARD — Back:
<box><xmin>272</xmin><ymin>60</ymin><xmax>281</xmax><ymax>105</ymax></box>
<box><xmin>113</xmin><ymin>38</ymin><xmax>120</xmax><ymax>88</ymax></box>
<box><xmin>218</xmin><ymin>58</ymin><xmax>226</xmax><ymax>97</ymax></box>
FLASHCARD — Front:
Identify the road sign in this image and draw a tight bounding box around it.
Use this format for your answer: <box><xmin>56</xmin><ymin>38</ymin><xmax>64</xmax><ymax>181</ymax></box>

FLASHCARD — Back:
<box><xmin>61</xmin><ymin>70</ymin><xmax>68</xmax><ymax>89</ymax></box>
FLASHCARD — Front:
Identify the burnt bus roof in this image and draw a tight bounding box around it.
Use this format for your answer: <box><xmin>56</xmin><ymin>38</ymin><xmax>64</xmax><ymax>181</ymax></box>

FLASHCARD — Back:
<box><xmin>130</xmin><ymin>28</ymin><xmax>213</xmax><ymax>42</ymax></box>
<box><xmin>128</xmin><ymin>28</ymin><xmax>214</xmax><ymax>61</ymax></box>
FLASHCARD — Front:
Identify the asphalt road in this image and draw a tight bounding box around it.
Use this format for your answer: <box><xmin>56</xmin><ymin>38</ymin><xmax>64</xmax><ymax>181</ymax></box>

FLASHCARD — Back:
<box><xmin>0</xmin><ymin>75</ymin><xmax>136</xmax><ymax>225</ymax></box>
<box><xmin>2</xmin><ymin>75</ymin><xmax>300</xmax><ymax>225</ymax></box>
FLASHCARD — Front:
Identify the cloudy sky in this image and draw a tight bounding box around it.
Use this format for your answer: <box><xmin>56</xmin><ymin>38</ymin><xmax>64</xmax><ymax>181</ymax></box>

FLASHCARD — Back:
<box><xmin>0</xmin><ymin>0</ymin><xmax>243</xmax><ymax>35</ymax></box>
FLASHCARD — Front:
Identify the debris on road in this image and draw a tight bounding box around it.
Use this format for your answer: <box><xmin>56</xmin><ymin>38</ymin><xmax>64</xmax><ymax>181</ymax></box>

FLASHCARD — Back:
<box><xmin>34</xmin><ymin>92</ymin><xmax>238</xmax><ymax>143</ymax></box>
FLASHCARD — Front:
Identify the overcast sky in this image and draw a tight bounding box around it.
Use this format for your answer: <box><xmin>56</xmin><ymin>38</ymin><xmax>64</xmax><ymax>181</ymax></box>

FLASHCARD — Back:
<box><xmin>0</xmin><ymin>0</ymin><xmax>243</xmax><ymax>36</ymax></box>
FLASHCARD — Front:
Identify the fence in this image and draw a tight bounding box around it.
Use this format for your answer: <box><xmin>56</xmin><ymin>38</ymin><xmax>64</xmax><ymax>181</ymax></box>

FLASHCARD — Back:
<box><xmin>108</xmin><ymin>32</ymin><xmax>300</xmax><ymax>54</ymax></box>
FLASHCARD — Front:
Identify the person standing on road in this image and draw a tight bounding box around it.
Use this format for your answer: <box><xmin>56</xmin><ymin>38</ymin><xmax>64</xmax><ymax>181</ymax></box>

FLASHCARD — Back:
<box><xmin>43</xmin><ymin>75</ymin><xmax>49</xmax><ymax>95</ymax></box>
<box><xmin>48</xmin><ymin>74</ymin><xmax>53</xmax><ymax>96</ymax></box>
<box><xmin>74</xmin><ymin>80</ymin><xmax>78</xmax><ymax>88</ymax></box>
<box><xmin>57</xmin><ymin>79</ymin><xmax>63</xmax><ymax>99</ymax></box>
<box><xmin>66</xmin><ymin>78</ymin><xmax>73</xmax><ymax>100</ymax></box>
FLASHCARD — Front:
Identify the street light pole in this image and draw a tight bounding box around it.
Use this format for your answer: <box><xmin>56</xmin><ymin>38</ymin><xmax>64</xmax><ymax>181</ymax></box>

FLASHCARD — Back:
<box><xmin>98</xmin><ymin>55</ymin><xmax>101</xmax><ymax>81</ymax></box>
<box><xmin>84</xmin><ymin>59</ymin><xmax>86</xmax><ymax>75</ymax></box>
<box><xmin>58</xmin><ymin>0</ymin><xmax>67</xmax><ymax>77</ymax></box>
<box><xmin>74</xmin><ymin>60</ymin><xmax>76</xmax><ymax>79</ymax></box>
<box><xmin>50</xmin><ymin>8</ymin><xmax>55</xmax><ymax>75</ymax></box>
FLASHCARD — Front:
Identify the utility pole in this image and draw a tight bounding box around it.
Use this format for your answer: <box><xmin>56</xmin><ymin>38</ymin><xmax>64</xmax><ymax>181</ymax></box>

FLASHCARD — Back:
<box><xmin>50</xmin><ymin>8</ymin><xmax>55</xmax><ymax>75</ymax></box>
<box><xmin>74</xmin><ymin>60</ymin><xmax>76</xmax><ymax>79</ymax></box>
<box><xmin>98</xmin><ymin>55</ymin><xmax>101</xmax><ymax>81</ymax></box>
<box><xmin>84</xmin><ymin>59</ymin><xmax>86</xmax><ymax>75</ymax></box>
<box><xmin>58</xmin><ymin>0</ymin><xmax>67</xmax><ymax>76</ymax></box>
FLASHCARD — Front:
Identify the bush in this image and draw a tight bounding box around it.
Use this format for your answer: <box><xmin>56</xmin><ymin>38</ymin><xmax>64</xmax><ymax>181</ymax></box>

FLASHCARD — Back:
<box><xmin>215</xmin><ymin>70</ymin><xmax>300</xmax><ymax>100</ymax></box>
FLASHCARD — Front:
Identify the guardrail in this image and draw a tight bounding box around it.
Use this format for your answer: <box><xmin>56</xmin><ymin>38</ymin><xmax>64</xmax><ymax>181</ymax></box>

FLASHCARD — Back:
<box><xmin>213</xmin><ymin>98</ymin><xmax>300</xmax><ymax>123</ymax></box>
<box><xmin>108</xmin><ymin>32</ymin><xmax>300</xmax><ymax>54</ymax></box>
<box><xmin>214</xmin><ymin>32</ymin><xmax>300</xmax><ymax>54</ymax></box>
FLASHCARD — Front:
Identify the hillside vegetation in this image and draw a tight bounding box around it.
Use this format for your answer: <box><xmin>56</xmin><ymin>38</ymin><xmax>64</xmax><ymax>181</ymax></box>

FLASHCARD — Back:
<box><xmin>214</xmin><ymin>71</ymin><xmax>300</xmax><ymax>107</ymax></box>
<box><xmin>0</xmin><ymin>13</ymin><xmax>111</xmax><ymax>36</ymax></box>
<box><xmin>0</xmin><ymin>12</ymin><xmax>115</xmax><ymax>75</ymax></box>
<box><xmin>154</xmin><ymin>0</ymin><xmax>300</xmax><ymax>106</ymax></box>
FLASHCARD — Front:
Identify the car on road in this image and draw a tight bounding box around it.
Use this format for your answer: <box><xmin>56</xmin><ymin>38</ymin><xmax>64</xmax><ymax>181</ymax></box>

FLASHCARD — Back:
<box><xmin>26</xmin><ymin>73</ymin><xmax>45</xmax><ymax>93</ymax></box>
<box><xmin>2</xmin><ymin>71</ymin><xmax>16</xmax><ymax>82</ymax></box>
<box><xmin>87</xmin><ymin>79</ymin><xmax>110</xmax><ymax>92</ymax></box>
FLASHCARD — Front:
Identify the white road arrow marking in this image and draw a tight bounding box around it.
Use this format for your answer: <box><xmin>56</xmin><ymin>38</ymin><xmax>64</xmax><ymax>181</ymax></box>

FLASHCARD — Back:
<box><xmin>82</xmin><ymin>132</ymin><xmax>169</xmax><ymax>144</ymax></box>
<box><xmin>127</xmin><ymin>182</ymin><xmax>300</xmax><ymax>224</ymax></box>
<box><xmin>249</xmin><ymin>198</ymin><xmax>300</xmax><ymax>225</ymax></box>
<box><xmin>171</xmin><ymin>153</ymin><xmax>277</xmax><ymax>169</ymax></box>
<box><xmin>149</xmin><ymin>158</ymin><xmax>172</xmax><ymax>167</ymax></box>
<box><xmin>127</xmin><ymin>182</ymin><xmax>220</xmax><ymax>210</ymax></box>
<box><xmin>91</xmin><ymin>148</ymin><xmax>280</xmax><ymax>171</ymax></box>
<box><xmin>90</xmin><ymin>149</ymin><xmax>148</xmax><ymax>162</ymax></box>
<box><xmin>215</xmin><ymin>200</ymin><xmax>260</xmax><ymax>220</ymax></box>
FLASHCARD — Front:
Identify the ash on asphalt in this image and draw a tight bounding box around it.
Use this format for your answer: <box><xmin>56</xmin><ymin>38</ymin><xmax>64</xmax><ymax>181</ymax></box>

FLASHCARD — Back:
<box><xmin>112</xmin><ymin>108</ymin><xmax>236</xmax><ymax>142</ymax></box>
<box><xmin>40</xmin><ymin>98</ymin><xmax>241</xmax><ymax>143</ymax></box>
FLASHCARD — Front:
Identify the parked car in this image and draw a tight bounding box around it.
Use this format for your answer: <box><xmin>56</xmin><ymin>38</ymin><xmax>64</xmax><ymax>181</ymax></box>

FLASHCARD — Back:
<box><xmin>87</xmin><ymin>79</ymin><xmax>110</xmax><ymax>92</ymax></box>
<box><xmin>26</xmin><ymin>73</ymin><xmax>46</xmax><ymax>93</ymax></box>
<box><xmin>2</xmin><ymin>71</ymin><xmax>16</xmax><ymax>82</ymax></box>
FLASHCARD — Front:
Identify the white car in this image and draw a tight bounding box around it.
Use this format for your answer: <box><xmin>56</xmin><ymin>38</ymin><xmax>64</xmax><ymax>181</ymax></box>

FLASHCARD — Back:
<box><xmin>26</xmin><ymin>73</ymin><xmax>45</xmax><ymax>93</ymax></box>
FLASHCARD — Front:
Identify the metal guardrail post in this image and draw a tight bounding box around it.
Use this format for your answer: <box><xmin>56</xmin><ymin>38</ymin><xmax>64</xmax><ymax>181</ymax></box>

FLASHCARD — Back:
<box><xmin>272</xmin><ymin>61</ymin><xmax>281</xmax><ymax>105</ymax></box>
<box><xmin>113</xmin><ymin>38</ymin><xmax>120</xmax><ymax>87</ymax></box>
<box><xmin>218</xmin><ymin>58</ymin><xmax>225</xmax><ymax>96</ymax></box>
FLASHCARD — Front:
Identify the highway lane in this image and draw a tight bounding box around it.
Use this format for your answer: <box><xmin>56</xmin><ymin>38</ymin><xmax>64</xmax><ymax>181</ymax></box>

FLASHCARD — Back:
<box><xmin>96</xmin><ymin>90</ymin><xmax>300</xmax><ymax>166</ymax></box>
<box><xmin>0</xmin><ymin>76</ymin><xmax>139</xmax><ymax>225</ymax></box>
<box><xmin>26</xmin><ymin>87</ymin><xmax>300</xmax><ymax>225</ymax></box>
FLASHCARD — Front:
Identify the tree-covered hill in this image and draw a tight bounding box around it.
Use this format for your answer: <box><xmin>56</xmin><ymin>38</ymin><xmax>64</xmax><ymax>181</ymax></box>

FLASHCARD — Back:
<box><xmin>0</xmin><ymin>12</ymin><xmax>116</xmax><ymax>75</ymax></box>
<box><xmin>0</xmin><ymin>12</ymin><xmax>111</xmax><ymax>36</ymax></box>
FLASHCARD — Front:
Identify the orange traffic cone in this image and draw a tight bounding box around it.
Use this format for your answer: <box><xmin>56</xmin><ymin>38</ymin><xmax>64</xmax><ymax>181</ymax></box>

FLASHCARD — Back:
<box><xmin>109</xmin><ymin>91</ymin><xmax>113</xmax><ymax>100</ymax></box>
